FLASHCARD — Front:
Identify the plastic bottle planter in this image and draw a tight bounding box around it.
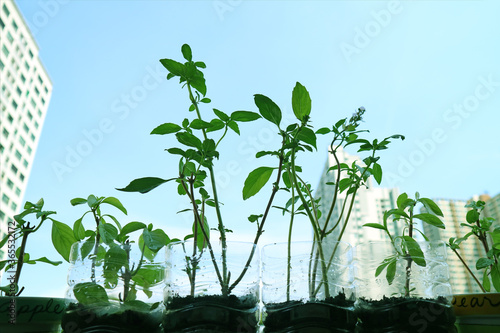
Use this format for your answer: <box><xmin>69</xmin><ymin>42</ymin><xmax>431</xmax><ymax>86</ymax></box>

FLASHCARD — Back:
<box><xmin>261</xmin><ymin>241</ymin><xmax>356</xmax><ymax>333</ymax></box>
<box><xmin>163</xmin><ymin>240</ymin><xmax>260</xmax><ymax>332</ymax></box>
<box><xmin>0</xmin><ymin>296</ymin><xmax>66</xmax><ymax>333</ymax></box>
<box><xmin>452</xmin><ymin>293</ymin><xmax>500</xmax><ymax>333</ymax></box>
<box><xmin>61</xmin><ymin>241</ymin><xmax>165</xmax><ymax>333</ymax></box>
<box><xmin>355</xmin><ymin>240</ymin><xmax>456</xmax><ymax>333</ymax></box>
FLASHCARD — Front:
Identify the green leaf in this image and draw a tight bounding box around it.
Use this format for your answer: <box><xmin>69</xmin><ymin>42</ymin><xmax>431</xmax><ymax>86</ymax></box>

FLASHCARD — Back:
<box><xmin>52</xmin><ymin>220</ymin><xmax>77</xmax><ymax>262</ymax></box>
<box><xmin>73</xmin><ymin>218</ymin><xmax>86</xmax><ymax>241</ymax></box>
<box><xmin>413</xmin><ymin>213</ymin><xmax>445</xmax><ymax>229</ymax></box>
<box><xmin>363</xmin><ymin>223</ymin><xmax>386</xmax><ymax>231</ymax></box>
<box><xmin>315</xmin><ymin>127</ymin><xmax>330</xmax><ymax>135</ymax></box>
<box><xmin>231</xmin><ymin>111</ymin><xmax>261</xmax><ymax>122</ymax></box>
<box><xmin>403</xmin><ymin>236</ymin><xmax>426</xmax><ymax>267</ymax></box>
<box><xmin>375</xmin><ymin>257</ymin><xmax>395</xmax><ymax>277</ymax></box>
<box><xmin>372</xmin><ymin>163</ymin><xmax>382</xmax><ymax>185</ymax></box>
<box><xmin>73</xmin><ymin>282</ymin><xmax>109</xmax><ymax>305</ymax></box>
<box><xmin>119</xmin><ymin>222</ymin><xmax>147</xmax><ymax>238</ymax></box>
<box><xmin>466</xmin><ymin>209</ymin><xmax>480</xmax><ymax>224</ymax></box>
<box><xmin>102</xmin><ymin>197</ymin><xmax>127</xmax><ymax>215</ymax></box>
<box><xmin>190</xmin><ymin>119</ymin><xmax>212</xmax><ymax>130</ymax></box>
<box><xmin>227</xmin><ymin>120</ymin><xmax>240</xmax><ymax>135</ymax></box>
<box><xmin>192</xmin><ymin>218</ymin><xmax>210</xmax><ymax>251</ymax></box>
<box><xmin>396</xmin><ymin>193</ymin><xmax>410</xmax><ymax>210</ymax></box>
<box><xmin>419</xmin><ymin>198</ymin><xmax>443</xmax><ymax>217</ymax></box>
<box><xmin>291</xmin><ymin>82</ymin><xmax>311</xmax><ymax>121</ymax></box>
<box><xmin>242</xmin><ymin>167</ymin><xmax>275</xmax><ymax>200</ymax></box>
<box><xmin>151</xmin><ymin>123</ymin><xmax>182</xmax><ymax>135</ymax></box>
<box><xmin>476</xmin><ymin>257</ymin><xmax>495</xmax><ymax>270</ymax></box>
<box><xmin>98</xmin><ymin>223</ymin><xmax>118</xmax><ymax>244</ymax></box>
<box><xmin>386</xmin><ymin>260</ymin><xmax>397</xmax><ymax>285</ymax></box>
<box><xmin>483</xmin><ymin>269</ymin><xmax>491</xmax><ymax>292</ymax></box>
<box><xmin>143</xmin><ymin>229</ymin><xmax>169</xmax><ymax>252</ymax></box>
<box><xmin>254</xmin><ymin>94</ymin><xmax>282</xmax><ymax>127</ymax></box>
<box><xmin>181</xmin><ymin>44</ymin><xmax>192</xmax><ymax>61</ymax></box>
<box><xmin>87</xmin><ymin>195</ymin><xmax>99</xmax><ymax>209</ymax></box>
<box><xmin>117</xmin><ymin>177</ymin><xmax>171</xmax><ymax>194</ymax></box>
<box><xmin>297</xmin><ymin>127</ymin><xmax>317</xmax><ymax>149</ymax></box>
<box><xmin>206</xmin><ymin>119</ymin><xmax>225</xmax><ymax>133</ymax></box>
<box><xmin>213</xmin><ymin>109</ymin><xmax>229</xmax><ymax>121</ymax></box>
<box><xmin>70</xmin><ymin>197</ymin><xmax>87</xmax><ymax>206</ymax></box>
<box><xmin>31</xmin><ymin>256</ymin><xmax>62</xmax><ymax>266</ymax></box>
<box><xmin>176</xmin><ymin>131</ymin><xmax>202</xmax><ymax>149</ymax></box>
<box><xmin>159</xmin><ymin>58</ymin><xmax>184</xmax><ymax>77</ymax></box>
<box><xmin>190</xmin><ymin>73</ymin><xmax>207</xmax><ymax>96</ymax></box>
<box><xmin>491</xmin><ymin>264</ymin><xmax>500</xmax><ymax>292</ymax></box>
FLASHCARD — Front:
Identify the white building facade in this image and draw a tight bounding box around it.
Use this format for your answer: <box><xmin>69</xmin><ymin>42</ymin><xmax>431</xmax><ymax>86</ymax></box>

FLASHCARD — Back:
<box><xmin>0</xmin><ymin>0</ymin><xmax>52</xmax><ymax>257</ymax></box>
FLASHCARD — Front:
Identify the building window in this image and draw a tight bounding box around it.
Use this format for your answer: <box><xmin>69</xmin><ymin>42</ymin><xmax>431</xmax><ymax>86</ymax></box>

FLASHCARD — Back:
<box><xmin>6</xmin><ymin>31</ymin><xmax>13</xmax><ymax>43</ymax></box>
<box><xmin>0</xmin><ymin>59</ymin><xmax>4</xmax><ymax>70</ymax></box>
<box><xmin>2</xmin><ymin>194</ymin><xmax>10</xmax><ymax>205</ymax></box>
<box><xmin>30</xmin><ymin>133</ymin><xmax>35</xmax><ymax>141</ymax></box>
<box><xmin>27</xmin><ymin>146</ymin><xmax>32</xmax><ymax>155</ymax></box>
<box><xmin>19</xmin><ymin>173</ymin><xmax>25</xmax><ymax>182</ymax></box>
<box><xmin>23</xmin><ymin>159</ymin><xmax>28</xmax><ymax>168</ymax></box>
<box><xmin>0</xmin><ymin>210</ymin><xmax>5</xmax><ymax>221</ymax></box>
<box><xmin>12</xmin><ymin>20</ymin><xmax>17</xmax><ymax>31</ymax></box>
<box><xmin>28</xmin><ymin>50</ymin><xmax>33</xmax><ymax>58</ymax></box>
<box><xmin>34</xmin><ymin>121</ymin><xmax>39</xmax><ymax>129</ymax></box>
<box><xmin>2</xmin><ymin>45</ymin><xmax>9</xmax><ymax>57</ymax></box>
<box><xmin>0</xmin><ymin>144</ymin><xmax>3</xmax><ymax>153</ymax></box>
<box><xmin>35</xmin><ymin>87</ymin><xmax>39</xmax><ymax>95</ymax></box>
<box><xmin>2</xmin><ymin>128</ymin><xmax>9</xmax><ymax>138</ymax></box>
<box><xmin>11</xmin><ymin>100</ymin><xmax>17</xmax><ymax>109</ymax></box>
<box><xmin>44</xmin><ymin>86</ymin><xmax>48</xmax><ymax>94</ymax></box>
<box><xmin>2</xmin><ymin>3</ymin><xmax>10</xmax><ymax>16</ymax></box>
<box><xmin>24</xmin><ymin>61</ymin><xmax>30</xmax><ymax>71</ymax></box>
<box><xmin>38</xmin><ymin>110</ymin><xmax>42</xmax><ymax>117</ymax></box>
<box><xmin>19</xmin><ymin>136</ymin><xmax>25</xmax><ymax>146</ymax></box>
<box><xmin>6</xmin><ymin>178</ymin><xmax>14</xmax><ymax>189</ymax></box>
<box><xmin>27</xmin><ymin>111</ymin><xmax>33</xmax><ymax>120</ymax></box>
<box><xmin>21</xmin><ymin>74</ymin><xmax>26</xmax><ymax>83</ymax></box>
<box><xmin>11</xmin><ymin>164</ymin><xmax>18</xmax><ymax>174</ymax></box>
<box><xmin>41</xmin><ymin>97</ymin><xmax>45</xmax><ymax>105</ymax></box>
<box><xmin>30</xmin><ymin>98</ymin><xmax>36</xmax><ymax>108</ymax></box>
<box><xmin>38</xmin><ymin>75</ymin><xmax>43</xmax><ymax>84</ymax></box>
<box><xmin>11</xmin><ymin>202</ymin><xmax>17</xmax><ymax>211</ymax></box>
<box><xmin>0</xmin><ymin>17</ymin><xmax>4</xmax><ymax>29</ymax></box>
<box><xmin>14</xmin><ymin>150</ymin><xmax>22</xmax><ymax>160</ymax></box>
<box><xmin>16</xmin><ymin>86</ymin><xmax>22</xmax><ymax>96</ymax></box>
<box><xmin>23</xmin><ymin>123</ymin><xmax>29</xmax><ymax>134</ymax></box>
<box><xmin>15</xmin><ymin>187</ymin><xmax>21</xmax><ymax>196</ymax></box>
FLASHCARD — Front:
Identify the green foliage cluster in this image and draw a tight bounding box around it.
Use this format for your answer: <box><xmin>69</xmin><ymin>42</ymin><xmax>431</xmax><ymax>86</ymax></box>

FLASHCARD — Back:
<box><xmin>364</xmin><ymin>192</ymin><xmax>445</xmax><ymax>297</ymax></box>
<box><xmin>448</xmin><ymin>200</ymin><xmax>500</xmax><ymax>292</ymax></box>
<box><xmin>0</xmin><ymin>199</ymin><xmax>62</xmax><ymax>296</ymax></box>
<box><xmin>118</xmin><ymin>44</ymin><xmax>404</xmax><ymax>299</ymax></box>
<box><xmin>66</xmin><ymin>195</ymin><xmax>170</xmax><ymax>310</ymax></box>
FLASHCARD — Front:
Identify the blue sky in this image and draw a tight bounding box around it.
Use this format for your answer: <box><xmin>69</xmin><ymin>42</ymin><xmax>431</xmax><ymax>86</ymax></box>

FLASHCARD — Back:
<box><xmin>8</xmin><ymin>0</ymin><xmax>500</xmax><ymax>297</ymax></box>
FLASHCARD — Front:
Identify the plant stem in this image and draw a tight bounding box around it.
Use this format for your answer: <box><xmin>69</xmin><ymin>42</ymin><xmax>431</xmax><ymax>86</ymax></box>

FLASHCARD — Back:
<box><xmin>451</xmin><ymin>247</ymin><xmax>486</xmax><ymax>293</ymax></box>
<box><xmin>13</xmin><ymin>225</ymin><xmax>31</xmax><ymax>296</ymax></box>
<box><xmin>405</xmin><ymin>208</ymin><xmax>414</xmax><ymax>297</ymax></box>
<box><xmin>286</xmin><ymin>174</ymin><xmax>296</xmax><ymax>302</ymax></box>
<box><xmin>187</xmin><ymin>84</ymin><xmax>229</xmax><ymax>294</ymax></box>
<box><xmin>228</xmin><ymin>152</ymin><xmax>285</xmax><ymax>294</ymax></box>
<box><xmin>90</xmin><ymin>210</ymin><xmax>101</xmax><ymax>283</ymax></box>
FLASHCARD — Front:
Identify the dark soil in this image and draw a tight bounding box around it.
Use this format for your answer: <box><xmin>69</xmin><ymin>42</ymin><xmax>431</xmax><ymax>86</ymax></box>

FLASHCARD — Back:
<box><xmin>61</xmin><ymin>302</ymin><xmax>162</xmax><ymax>333</ymax></box>
<box><xmin>355</xmin><ymin>296</ymin><xmax>457</xmax><ymax>333</ymax></box>
<box><xmin>163</xmin><ymin>294</ymin><xmax>259</xmax><ymax>333</ymax></box>
<box><xmin>263</xmin><ymin>293</ymin><xmax>356</xmax><ymax>333</ymax></box>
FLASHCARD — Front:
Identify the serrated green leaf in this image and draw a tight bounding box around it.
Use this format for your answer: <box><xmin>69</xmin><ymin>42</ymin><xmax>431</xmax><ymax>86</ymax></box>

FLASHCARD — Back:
<box><xmin>190</xmin><ymin>119</ymin><xmax>212</xmax><ymax>130</ymax></box>
<box><xmin>74</xmin><ymin>282</ymin><xmax>109</xmax><ymax>305</ymax></box>
<box><xmin>143</xmin><ymin>229</ymin><xmax>169</xmax><ymax>252</ymax></box>
<box><xmin>176</xmin><ymin>131</ymin><xmax>202</xmax><ymax>149</ymax></box>
<box><xmin>243</xmin><ymin>167</ymin><xmax>275</xmax><ymax>200</ymax></box>
<box><xmin>476</xmin><ymin>257</ymin><xmax>495</xmax><ymax>270</ymax></box>
<box><xmin>254</xmin><ymin>94</ymin><xmax>281</xmax><ymax>127</ymax></box>
<box><xmin>291</xmin><ymin>82</ymin><xmax>311</xmax><ymax>121</ymax></box>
